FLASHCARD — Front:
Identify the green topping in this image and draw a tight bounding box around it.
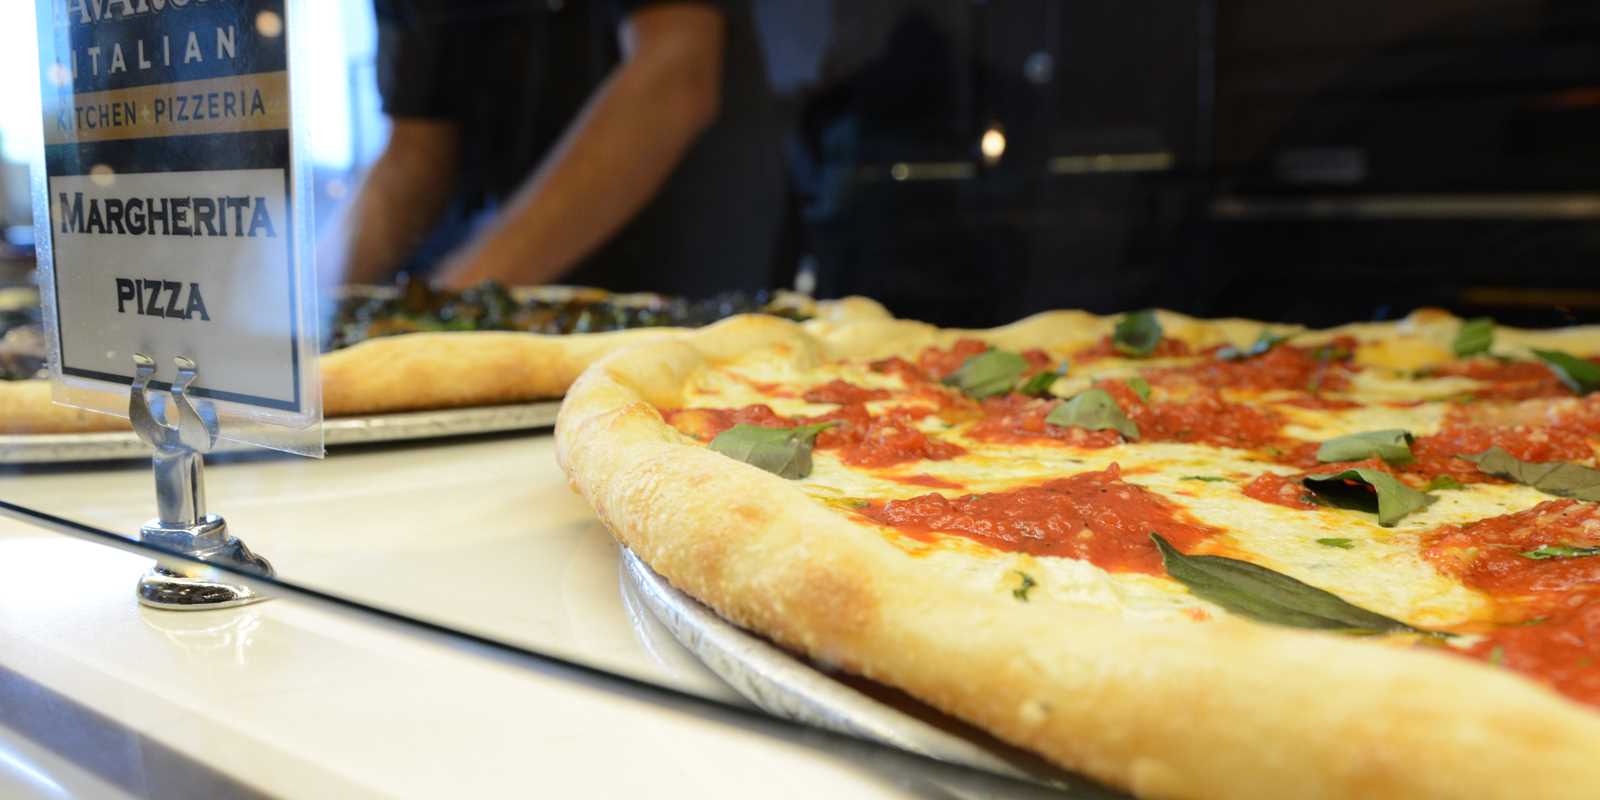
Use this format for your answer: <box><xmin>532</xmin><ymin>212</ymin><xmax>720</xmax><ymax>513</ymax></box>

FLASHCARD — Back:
<box><xmin>1520</xmin><ymin>545</ymin><xmax>1600</xmax><ymax>561</ymax></box>
<box><xmin>1217</xmin><ymin>330</ymin><xmax>1290</xmax><ymax>361</ymax></box>
<box><xmin>1112</xmin><ymin>310</ymin><xmax>1163</xmax><ymax>357</ymax></box>
<box><xmin>1126</xmin><ymin>376</ymin><xmax>1152</xmax><ymax>401</ymax></box>
<box><xmin>1045</xmin><ymin>388</ymin><xmax>1140</xmax><ymax>440</ymax></box>
<box><xmin>1421</xmin><ymin>475</ymin><xmax>1465</xmax><ymax>492</ymax></box>
<box><xmin>708</xmin><ymin>422</ymin><xmax>838</xmax><ymax>480</ymax></box>
<box><xmin>1151</xmin><ymin>534</ymin><xmax>1420</xmax><ymax>634</ymax></box>
<box><xmin>1302</xmin><ymin>468</ymin><xmax>1435</xmax><ymax>526</ymax></box>
<box><xmin>1017</xmin><ymin>362</ymin><xmax>1068</xmax><ymax>398</ymax></box>
<box><xmin>1316</xmin><ymin>538</ymin><xmax>1356</xmax><ymax>549</ymax></box>
<box><xmin>1532</xmin><ymin>349</ymin><xmax>1600</xmax><ymax>395</ymax></box>
<box><xmin>1452</xmin><ymin>317</ymin><xmax>1495</xmax><ymax>357</ymax></box>
<box><xmin>1181</xmin><ymin>475</ymin><xmax>1230</xmax><ymax>483</ymax></box>
<box><xmin>1012</xmin><ymin>571</ymin><xmax>1037</xmax><ymax>602</ymax></box>
<box><xmin>942</xmin><ymin>349</ymin><xmax>1029</xmax><ymax>399</ymax></box>
<box><xmin>1460</xmin><ymin>447</ymin><xmax>1600</xmax><ymax>502</ymax></box>
<box><xmin>1316</xmin><ymin>429</ymin><xmax>1415</xmax><ymax>464</ymax></box>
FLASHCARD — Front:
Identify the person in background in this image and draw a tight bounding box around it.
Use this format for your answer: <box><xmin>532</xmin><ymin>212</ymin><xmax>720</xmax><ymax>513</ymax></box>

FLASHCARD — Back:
<box><xmin>324</xmin><ymin>0</ymin><xmax>791</xmax><ymax>297</ymax></box>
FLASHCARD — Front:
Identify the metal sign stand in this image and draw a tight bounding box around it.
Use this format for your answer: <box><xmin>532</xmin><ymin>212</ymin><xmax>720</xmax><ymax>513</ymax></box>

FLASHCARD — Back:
<box><xmin>129</xmin><ymin>354</ymin><xmax>274</xmax><ymax>610</ymax></box>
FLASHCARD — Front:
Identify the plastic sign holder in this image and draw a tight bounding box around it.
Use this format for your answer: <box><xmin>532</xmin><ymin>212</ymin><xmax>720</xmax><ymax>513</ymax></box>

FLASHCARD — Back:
<box><xmin>32</xmin><ymin>0</ymin><xmax>321</xmax><ymax>609</ymax></box>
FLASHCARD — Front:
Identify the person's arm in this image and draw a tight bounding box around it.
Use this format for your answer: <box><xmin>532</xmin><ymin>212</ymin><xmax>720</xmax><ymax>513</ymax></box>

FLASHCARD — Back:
<box><xmin>434</xmin><ymin>3</ymin><xmax>724</xmax><ymax>289</ymax></box>
<box><xmin>320</xmin><ymin>118</ymin><xmax>461</xmax><ymax>288</ymax></box>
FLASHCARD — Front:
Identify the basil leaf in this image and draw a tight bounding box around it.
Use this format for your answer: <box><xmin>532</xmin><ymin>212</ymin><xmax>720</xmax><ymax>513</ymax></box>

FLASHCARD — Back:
<box><xmin>1011</xmin><ymin>571</ymin><xmax>1037</xmax><ymax>601</ymax></box>
<box><xmin>942</xmin><ymin>349</ymin><xmax>1029</xmax><ymax>399</ymax></box>
<box><xmin>1303</xmin><ymin>468</ymin><xmax>1435</xmax><ymax>526</ymax></box>
<box><xmin>1017</xmin><ymin>362</ymin><xmax>1068</xmax><ymax>398</ymax></box>
<box><xmin>1044</xmin><ymin>388</ymin><xmax>1140</xmax><ymax>440</ymax></box>
<box><xmin>1217</xmin><ymin>330</ymin><xmax>1289</xmax><ymax>361</ymax></box>
<box><xmin>1421</xmin><ymin>475</ymin><xmax>1465</xmax><ymax>492</ymax></box>
<box><xmin>1460</xmin><ymin>447</ymin><xmax>1600</xmax><ymax>502</ymax></box>
<box><xmin>1127</xmin><ymin>376</ymin><xmax>1152</xmax><ymax>401</ymax></box>
<box><xmin>1315</xmin><ymin>429</ymin><xmax>1415</xmax><ymax>464</ymax></box>
<box><xmin>1520</xmin><ymin>545</ymin><xmax>1600</xmax><ymax>561</ymax></box>
<box><xmin>1151</xmin><ymin>534</ymin><xmax>1418</xmax><ymax>634</ymax></box>
<box><xmin>709</xmin><ymin>422</ymin><xmax>838</xmax><ymax>480</ymax></box>
<box><xmin>1316</xmin><ymin>538</ymin><xmax>1356</xmax><ymax>549</ymax></box>
<box><xmin>1532</xmin><ymin>349</ymin><xmax>1600</xmax><ymax>395</ymax></box>
<box><xmin>1112</xmin><ymin>310</ymin><xmax>1163</xmax><ymax>357</ymax></box>
<box><xmin>1181</xmin><ymin>475</ymin><xmax>1229</xmax><ymax>482</ymax></box>
<box><xmin>1452</xmin><ymin>317</ymin><xmax>1494</xmax><ymax>357</ymax></box>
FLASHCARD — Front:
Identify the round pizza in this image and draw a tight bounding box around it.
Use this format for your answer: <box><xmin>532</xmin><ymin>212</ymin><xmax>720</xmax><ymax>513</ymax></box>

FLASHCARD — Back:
<box><xmin>556</xmin><ymin>308</ymin><xmax>1600</xmax><ymax>800</ymax></box>
<box><xmin>0</xmin><ymin>280</ymin><xmax>887</xmax><ymax>434</ymax></box>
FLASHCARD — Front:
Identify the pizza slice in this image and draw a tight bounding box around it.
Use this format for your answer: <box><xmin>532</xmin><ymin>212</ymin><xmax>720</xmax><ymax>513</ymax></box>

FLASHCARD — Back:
<box><xmin>557</xmin><ymin>308</ymin><xmax>1600</xmax><ymax>800</ymax></box>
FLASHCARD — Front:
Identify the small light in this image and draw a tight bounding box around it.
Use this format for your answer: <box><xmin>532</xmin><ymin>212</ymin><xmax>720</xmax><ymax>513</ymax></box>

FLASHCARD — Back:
<box><xmin>890</xmin><ymin>163</ymin><xmax>910</xmax><ymax>181</ymax></box>
<box><xmin>47</xmin><ymin>63</ymin><xmax>71</xmax><ymax>86</ymax></box>
<box><xmin>89</xmin><ymin>164</ymin><xmax>115</xmax><ymax>187</ymax></box>
<box><xmin>980</xmin><ymin>126</ymin><xmax>1006</xmax><ymax>165</ymax></box>
<box><xmin>256</xmin><ymin>10</ymin><xmax>283</xmax><ymax>38</ymax></box>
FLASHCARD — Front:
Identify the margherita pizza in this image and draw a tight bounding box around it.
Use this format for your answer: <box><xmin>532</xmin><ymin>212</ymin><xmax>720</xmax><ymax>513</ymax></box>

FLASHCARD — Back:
<box><xmin>556</xmin><ymin>308</ymin><xmax>1600</xmax><ymax>800</ymax></box>
<box><xmin>0</xmin><ymin>280</ymin><xmax>886</xmax><ymax>434</ymax></box>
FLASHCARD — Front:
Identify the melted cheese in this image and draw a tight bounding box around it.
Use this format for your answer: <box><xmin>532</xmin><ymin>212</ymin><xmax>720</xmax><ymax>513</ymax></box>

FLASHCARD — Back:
<box><xmin>672</xmin><ymin>335</ymin><xmax>1592</xmax><ymax>637</ymax></box>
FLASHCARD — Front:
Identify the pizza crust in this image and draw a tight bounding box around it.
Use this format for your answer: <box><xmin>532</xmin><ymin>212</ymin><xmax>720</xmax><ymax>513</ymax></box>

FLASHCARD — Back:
<box><xmin>555</xmin><ymin>312</ymin><xmax>1600</xmax><ymax>800</ymax></box>
<box><xmin>0</xmin><ymin>296</ymin><xmax>890</xmax><ymax>433</ymax></box>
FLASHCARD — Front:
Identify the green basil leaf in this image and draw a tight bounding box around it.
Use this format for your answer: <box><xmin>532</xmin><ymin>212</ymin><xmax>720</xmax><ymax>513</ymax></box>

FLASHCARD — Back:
<box><xmin>1421</xmin><ymin>475</ymin><xmax>1465</xmax><ymax>492</ymax></box>
<box><xmin>1316</xmin><ymin>538</ymin><xmax>1356</xmax><ymax>549</ymax></box>
<box><xmin>1112</xmin><ymin>310</ymin><xmax>1163</xmax><ymax>357</ymax></box>
<box><xmin>1151</xmin><ymin>534</ymin><xmax>1419</xmax><ymax>634</ymax></box>
<box><xmin>1217</xmin><ymin>330</ymin><xmax>1290</xmax><ymax>361</ymax></box>
<box><xmin>1452</xmin><ymin>317</ymin><xmax>1495</xmax><ymax>357</ymax></box>
<box><xmin>1017</xmin><ymin>362</ymin><xmax>1068</xmax><ymax>398</ymax></box>
<box><xmin>1520</xmin><ymin>545</ymin><xmax>1600</xmax><ymax>561</ymax></box>
<box><xmin>1044</xmin><ymin>388</ymin><xmax>1140</xmax><ymax>440</ymax></box>
<box><xmin>1315</xmin><ymin>429</ymin><xmax>1415</xmax><ymax>464</ymax></box>
<box><xmin>709</xmin><ymin>422</ymin><xmax>838</xmax><ymax>480</ymax></box>
<box><xmin>1126</xmin><ymin>376</ymin><xmax>1152</xmax><ymax>401</ymax></box>
<box><xmin>1181</xmin><ymin>475</ymin><xmax>1229</xmax><ymax>482</ymax></box>
<box><xmin>1011</xmin><ymin>571</ymin><xmax>1037</xmax><ymax>601</ymax></box>
<box><xmin>1460</xmin><ymin>447</ymin><xmax>1600</xmax><ymax>502</ymax></box>
<box><xmin>1303</xmin><ymin>468</ymin><xmax>1435</xmax><ymax>526</ymax></box>
<box><xmin>942</xmin><ymin>349</ymin><xmax>1029</xmax><ymax>399</ymax></box>
<box><xmin>1532</xmin><ymin>349</ymin><xmax>1600</xmax><ymax>395</ymax></box>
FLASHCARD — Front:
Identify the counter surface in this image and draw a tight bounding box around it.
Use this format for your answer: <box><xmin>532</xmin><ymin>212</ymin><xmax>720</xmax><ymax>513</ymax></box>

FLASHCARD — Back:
<box><xmin>0</xmin><ymin>431</ymin><xmax>971</xmax><ymax>798</ymax></box>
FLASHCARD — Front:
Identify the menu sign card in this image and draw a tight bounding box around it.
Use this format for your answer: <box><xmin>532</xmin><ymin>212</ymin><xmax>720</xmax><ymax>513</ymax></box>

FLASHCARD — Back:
<box><xmin>34</xmin><ymin>0</ymin><xmax>319</xmax><ymax>440</ymax></box>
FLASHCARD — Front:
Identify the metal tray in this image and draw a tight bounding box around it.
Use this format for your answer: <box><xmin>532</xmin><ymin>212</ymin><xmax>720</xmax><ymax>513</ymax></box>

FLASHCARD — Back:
<box><xmin>0</xmin><ymin>401</ymin><xmax>561</xmax><ymax>463</ymax></box>
<box><xmin>620</xmin><ymin>548</ymin><xmax>1108</xmax><ymax>794</ymax></box>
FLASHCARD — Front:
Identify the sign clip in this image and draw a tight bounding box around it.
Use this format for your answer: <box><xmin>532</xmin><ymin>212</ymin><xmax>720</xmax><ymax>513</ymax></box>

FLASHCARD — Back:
<box><xmin>129</xmin><ymin>353</ymin><xmax>274</xmax><ymax>610</ymax></box>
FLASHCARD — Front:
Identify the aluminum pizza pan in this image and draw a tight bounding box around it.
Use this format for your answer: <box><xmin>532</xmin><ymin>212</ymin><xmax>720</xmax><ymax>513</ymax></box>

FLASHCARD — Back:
<box><xmin>0</xmin><ymin>400</ymin><xmax>561</xmax><ymax>463</ymax></box>
<box><xmin>619</xmin><ymin>548</ymin><xmax>1112</xmax><ymax>796</ymax></box>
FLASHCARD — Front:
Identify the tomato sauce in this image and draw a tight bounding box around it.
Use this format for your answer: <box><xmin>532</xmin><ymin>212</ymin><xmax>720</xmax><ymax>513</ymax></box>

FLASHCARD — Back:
<box><xmin>1432</xmin><ymin>359</ymin><xmax>1574</xmax><ymax>401</ymax></box>
<box><xmin>893</xmin><ymin>473</ymin><xmax>965</xmax><ymax>489</ymax></box>
<box><xmin>858</xmin><ymin>464</ymin><xmax>1220</xmax><ymax>574</ymax></box>
<box><xmin>966</xmin><ymin>380</ymin><xmax>1286</xmax><ymax>451</ymax></box>
<box><xmin>1241</xmin><ymin>472</ymin><xmax>1321</xmax><ymax>510</ymax></box>
<box><xmin>1423</xmin><ymin>500</ymin><xmax>1600</xmax><ymax>706</ymax></box>
<box><xmin>1072</xmin><ymin>336</ymin><xmax>1193</xmax><ymax>362</ymax></box>
<box><xmin>803</xmin><ymin>379</ymin><xmax>890</xmax><ymax>405</ymax></box>
<box><xmin>1144</xmin><ymin>337</ymin><xmax>1359</xmax><ymax>393</ymax></box>
<box><xmin>664</xmin><ymin>403</ymin><xmax>964</xmax><ymax>468</ymax></box>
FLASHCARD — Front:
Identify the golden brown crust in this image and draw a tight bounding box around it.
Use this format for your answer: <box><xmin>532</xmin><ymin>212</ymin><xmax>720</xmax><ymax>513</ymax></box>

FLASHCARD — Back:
<box><xmin>0</xmin><ymin>297</ymin><xmax>890</xmax><ymax>432</ymax></box>
<box><xmin>556</xmin><ymin>312</ymin><xmax>1600</xmax><ymax>800</ymax></box>
<box><xmin>0</xmin><ymin>380</ymin><xmax>131</xmax><ymax>433</ymax></box>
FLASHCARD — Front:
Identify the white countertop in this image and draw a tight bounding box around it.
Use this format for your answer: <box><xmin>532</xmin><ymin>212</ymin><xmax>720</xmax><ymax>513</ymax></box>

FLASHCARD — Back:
<box><xmin>0</xmin><ymin>431</ymin><xmax>1006</xmax><ymax>798</ymax></box>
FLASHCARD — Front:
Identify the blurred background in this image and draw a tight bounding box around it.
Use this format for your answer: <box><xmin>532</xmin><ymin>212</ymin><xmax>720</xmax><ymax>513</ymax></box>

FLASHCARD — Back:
<box><xmin>4</xmin><ymin>0</ymin><xmax>1599</xmax><ymax>328</ymax></box>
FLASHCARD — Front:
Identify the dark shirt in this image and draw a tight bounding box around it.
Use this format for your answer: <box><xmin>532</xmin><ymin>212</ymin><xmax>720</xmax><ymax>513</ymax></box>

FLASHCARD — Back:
<box><xmin>373</xmin><ymin>0</ymin><xmax>791</xmax><ymax>296</ymax></box>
